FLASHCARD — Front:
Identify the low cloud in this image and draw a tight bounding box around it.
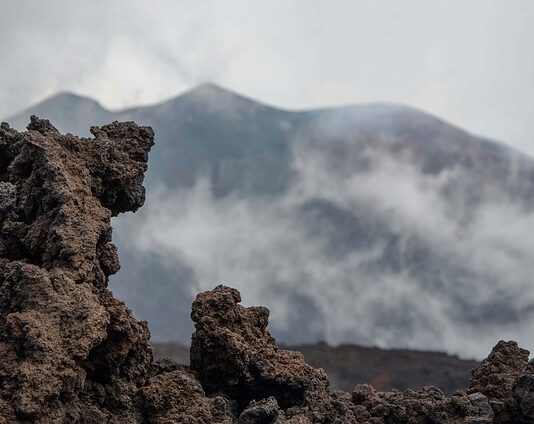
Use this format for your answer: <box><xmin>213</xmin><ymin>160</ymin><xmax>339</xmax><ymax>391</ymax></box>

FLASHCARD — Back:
<box><xmin>113</xmin><ymin>135</ymin><xmax>534</xmax><ymax>359</ymax></box>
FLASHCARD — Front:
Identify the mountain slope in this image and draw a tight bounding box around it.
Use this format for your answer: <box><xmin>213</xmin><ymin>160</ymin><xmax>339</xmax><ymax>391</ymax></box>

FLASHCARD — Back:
<box><xmin>5</xmin><ymin>85</ymin><xmax>534</xmax><ymax>358</ymax></box>
<box><xmin>7</xmin><ymin>92</ymin><xmax>110</xmax><ymax>136</ymax></box>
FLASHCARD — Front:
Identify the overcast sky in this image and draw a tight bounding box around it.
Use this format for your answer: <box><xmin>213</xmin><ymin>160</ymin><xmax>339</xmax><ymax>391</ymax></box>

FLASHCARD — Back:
<box><xmin>1</xmin><ymin>0</ymin><xmax>533</xmax><ymax>155</ymax></box>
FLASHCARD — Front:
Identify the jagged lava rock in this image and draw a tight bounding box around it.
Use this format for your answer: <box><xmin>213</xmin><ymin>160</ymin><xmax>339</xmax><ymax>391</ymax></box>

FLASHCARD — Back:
<box><xmin>0</xmin><ymin>117</ymin><xmax>157</xmax><ymax>422</ymax></box>
<box><xmin>0</xmin><ymin>117</ymin><xmax>233</xmax><ymax>423</ymax></box>
<box><xmin>189</xmin><ymin>285</ymin><xmax>523</xmax><ymax>423</ymax></box>
<box><xmin>190</xmin><ymin>285</ymin><xmax>330</xmax><ymax>412</ymax></box>
<box><xmin>468</xmin><ymin>340</ymin><xmax>533</xmax><ymax>423</ymax></box>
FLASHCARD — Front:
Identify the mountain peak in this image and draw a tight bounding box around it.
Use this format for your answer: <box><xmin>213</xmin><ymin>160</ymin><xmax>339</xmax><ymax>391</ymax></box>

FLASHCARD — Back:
<box><xmin>191</xmin><ymin>82</ymin><xmax>228</xmax><ymax>93</ymax></box>
<box><xmin>174</xmin><ymin>83</ymin><xmax>269</xmax><ymax>109</ymax></box>
<box><xmin>5</xmin><ymin>91</ymin><xmax>108</xmax><ymax>134</ymax></box>
<box><xmin>180</xmin><ymin>83</ymin><xmax>243</xmax><ymax>101</ymax></box>
<box><xmin>41</xmin><ymin>91</ymin><xmax>103</xmax><ymax>108</ymax></box>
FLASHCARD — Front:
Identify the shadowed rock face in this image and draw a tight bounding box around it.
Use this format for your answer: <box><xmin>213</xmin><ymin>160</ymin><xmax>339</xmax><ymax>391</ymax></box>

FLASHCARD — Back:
<box><xmin>190</xmin><ymin>285</ymin><xmax>329</xmax><ymax>412</ymax></box>
<box><xmin>0</xmin><ymin>118</ymin><xmax>532</xmax><ymax>423</ymax></box>
<box><xmin>467</xmin><ymin>341</ymin><xmax>532</xmax><ymax>423</ymax></box>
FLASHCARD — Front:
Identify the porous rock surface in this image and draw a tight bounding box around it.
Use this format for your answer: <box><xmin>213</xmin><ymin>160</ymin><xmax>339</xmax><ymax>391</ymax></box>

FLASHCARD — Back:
<box><xmin>0</xmin><ymin>117</ymin><xmax>532</xmax><ymax>423</ymax></box>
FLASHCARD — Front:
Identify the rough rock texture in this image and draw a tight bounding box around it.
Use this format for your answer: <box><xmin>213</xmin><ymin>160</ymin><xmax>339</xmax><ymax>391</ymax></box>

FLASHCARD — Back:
<box><xmin>0</xmin><ymin>118</ymin><xmax>532</xmax><ymax>423</ymax></box>
<box><xmin>0</xmin><ymin>117</ymin><xmax>156</xmax><ymax>422</ymax></box>
<box><xmin>0</xmin><ymin>117</ymin><xmax>232</xmax><ymax>423</ymax></box>
<box><xmin>468</xmin><ymin>341</ymin><xmax>533</xmax><ymax>423</ymax></box>
<box><xmin>188</xmin><ymin>285</ymin><xmax>500</xmax><ymax>423</ymax></box>
<box><xmin>190</xmin><ymin>285</ymin><xmax>330</xmax><ymax>413</ymax></box>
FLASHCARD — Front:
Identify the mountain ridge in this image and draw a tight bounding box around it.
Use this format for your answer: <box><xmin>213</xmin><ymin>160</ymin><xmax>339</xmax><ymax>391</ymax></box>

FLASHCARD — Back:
<box><xmin>5</xmin><ymin>84</ymin><xmax>518</xmax><ymax>156</ymax></box>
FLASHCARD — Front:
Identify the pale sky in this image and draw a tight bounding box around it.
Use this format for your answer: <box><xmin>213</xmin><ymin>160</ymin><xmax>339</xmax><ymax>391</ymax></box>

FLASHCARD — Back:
<box><xmin>1</xmin><ymin>0</ymin><xmax>534</xmax><ymax>155</ymax></box>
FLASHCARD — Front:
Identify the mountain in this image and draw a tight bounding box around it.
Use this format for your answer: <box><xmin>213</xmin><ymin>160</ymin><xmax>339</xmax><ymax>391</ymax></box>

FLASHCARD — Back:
<box><xmin>5</xmin><ymin>84</ymin><xmax>534</xmax><ymax>358</ymax></box>
<box><xmin>6</xmin><ymin>92</ymin><xmax>110</xmax><ymax>135</ymax></box>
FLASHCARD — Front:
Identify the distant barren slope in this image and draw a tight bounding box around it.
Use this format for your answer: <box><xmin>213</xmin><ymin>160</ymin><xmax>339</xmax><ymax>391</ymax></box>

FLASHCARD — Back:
<box><xmin>153</xmin><ymin>342</ymin><xmax>478</xmax><ymax>395</ymax></box>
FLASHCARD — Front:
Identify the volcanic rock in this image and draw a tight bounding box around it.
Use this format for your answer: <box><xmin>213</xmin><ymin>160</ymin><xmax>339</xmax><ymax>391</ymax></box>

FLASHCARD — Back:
<box><xmin>468</xmin><ymin>340</ymin><xmax>531</xmax><ymax>423</ymax></box>
<box><xmin>0</xmin><ymin>117</ymin><xmax>157</xmax><ymax>422</ymax></box>
<box><xmin>190</xmin><ymin>285</ymin><xmax>330</xmax><ymax>413</ymax></box>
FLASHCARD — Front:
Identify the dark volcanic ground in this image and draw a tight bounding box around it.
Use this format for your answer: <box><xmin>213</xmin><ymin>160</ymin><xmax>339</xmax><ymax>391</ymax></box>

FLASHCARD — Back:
<box><xmin>153</xmin><ymin>342</ymin><xmax>478</xmax><ymax>395</ymax></box>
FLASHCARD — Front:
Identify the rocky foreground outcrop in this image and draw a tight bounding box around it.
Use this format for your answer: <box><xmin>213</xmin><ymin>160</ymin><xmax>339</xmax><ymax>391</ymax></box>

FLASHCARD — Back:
<box><xmin>0</xmin><ymin>118</ymin><xmax>532</xmax><ymax>423</ymax></box>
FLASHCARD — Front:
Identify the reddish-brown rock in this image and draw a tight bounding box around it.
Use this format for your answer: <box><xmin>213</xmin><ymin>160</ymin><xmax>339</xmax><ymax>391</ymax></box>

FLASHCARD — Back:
<box><xmin>190</xmin><ymin>285</ymin><xmax>330</xmax><ymax>413</ymax></box>
<box><xmin>0</xmin><ymin>117</ymin><xmax>157</xmax><ymax>422</ymax></box>
<box><xmin>0</xmin><ymin>117</ymin><xmax>233</xmax><ymax>423</ymax></box>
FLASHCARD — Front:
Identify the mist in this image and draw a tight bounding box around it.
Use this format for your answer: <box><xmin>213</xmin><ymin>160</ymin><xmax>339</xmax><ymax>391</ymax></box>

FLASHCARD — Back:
<box><xmin>113</xmin><ymin>121</ymin><xmax>534</xmax><ymax>360</ymax></box>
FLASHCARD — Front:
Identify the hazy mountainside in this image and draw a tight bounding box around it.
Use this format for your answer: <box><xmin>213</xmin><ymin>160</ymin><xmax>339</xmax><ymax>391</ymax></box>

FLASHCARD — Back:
<box><xmin>1</xmin><ymin>119</ymin><xmax>531</xmax><ymax>422</ymax></box>
<box><xmin>6</xmin><ymin>84</ymin><xmax>534</xmax><ymax>358</ymax></box>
